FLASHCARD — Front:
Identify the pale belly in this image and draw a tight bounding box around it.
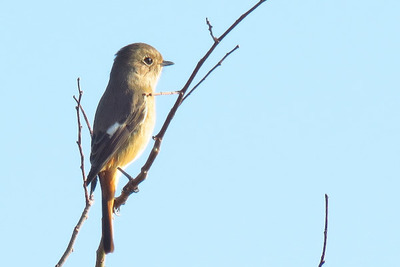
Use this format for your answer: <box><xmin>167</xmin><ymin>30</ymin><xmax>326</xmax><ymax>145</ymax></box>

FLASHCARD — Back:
<box><xmin>103</xmin><ymin>102</ymin><xmax>155</xmax><ymax>172</ymax></box>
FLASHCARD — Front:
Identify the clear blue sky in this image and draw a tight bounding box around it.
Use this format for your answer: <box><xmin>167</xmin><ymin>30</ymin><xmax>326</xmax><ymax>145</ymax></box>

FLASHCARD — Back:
<box><xmin>1</xmin><ymin>0</ymin><xmax>399</xmax><ymax>266</ymax></box>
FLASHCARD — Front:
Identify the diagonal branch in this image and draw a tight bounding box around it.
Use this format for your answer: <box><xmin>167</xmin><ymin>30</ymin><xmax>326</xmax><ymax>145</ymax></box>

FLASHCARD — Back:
<box><xmin>219</xmin><ymin>0</ymin><xmax>266</xmax><ymax>42</ymax></box>
<box><xmin>114</xmin><ymin>0</ymin><xmax>267</xmax><ymax>210</ymax></box>
<box><xmin>182</xmin><ymin>45</ymin><xmax>240</xmax><ymax>102</ymax></box>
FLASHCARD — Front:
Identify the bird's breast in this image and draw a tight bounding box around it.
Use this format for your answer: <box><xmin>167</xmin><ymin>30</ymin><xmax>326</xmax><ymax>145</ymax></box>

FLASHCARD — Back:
<box><xmin>107</xmin><ymin>97</ymin><xmax>155</xmax><ymax>170</ymax></box>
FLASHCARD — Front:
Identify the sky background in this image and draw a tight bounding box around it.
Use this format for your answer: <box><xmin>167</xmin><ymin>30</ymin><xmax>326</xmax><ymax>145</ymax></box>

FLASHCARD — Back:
<box><xmin>1</xmin><ymin>0</ymin><xmax>399</xmax><ymax>266</ymax></box>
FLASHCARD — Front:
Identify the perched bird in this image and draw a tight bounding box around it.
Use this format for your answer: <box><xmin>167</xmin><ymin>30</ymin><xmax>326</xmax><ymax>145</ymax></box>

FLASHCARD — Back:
<box><xmin>86</xmin><ymin>43</ymin><xmax>173</xmax><ymax>253</ymax></box>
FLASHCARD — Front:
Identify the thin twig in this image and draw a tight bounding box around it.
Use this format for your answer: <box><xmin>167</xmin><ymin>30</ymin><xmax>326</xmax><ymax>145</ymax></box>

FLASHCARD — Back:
<box><xmin>206</xmin><ymin>17</ymin><xmax>218</xmax><ymax>42</ymax></box>
<box><xmin>114</xmin><ymin>0</ymin><xmax>267</xmax><ymax>210</ymax></box>
<box><xmin>73</xmin><ymin>78</ymin><xmax>93</xmax><ymax>137</ymax></box>
<box><xmin>56</xmin><ymin>200</ymin><xmax>92</xmax><ymax>267</ymax></box>
<box><xmin>117</xmin><ymin>167</ymin><xmax>134</xmax><ymax>181</ymax></box>
<box><xmin>143</xmin><ymin>91</ymin><xmax>180</xmax><ymax>97</ymax></box>
<box><xmin>182</xmin><ymin>45</ymin><xmax>239</xmax><ymax>102</ymax></box>
<box><xmin>318</xmin><ymin>194</ymin><xmax>329</xmax><ymax>267</ymax></box>
<box><xmin>219</xmin><ymin>0</ymin><xmax>266</xmax><ymax>42</ymax></box>
<box><xmin>56</xmin><ymin>79</ymin><xmax>93</xmax><ymax>267</ymax></box>
<box><xmin>74</xmin><ymin>78</ymin><xmax>91</xmax><ymax>203</ymax></box>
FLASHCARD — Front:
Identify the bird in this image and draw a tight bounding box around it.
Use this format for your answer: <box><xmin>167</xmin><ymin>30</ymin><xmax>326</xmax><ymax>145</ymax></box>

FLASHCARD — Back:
<box><xmin>85</xmin><ymin>43</ymin><xmax>173</xmax><ymax>253</ymax></box>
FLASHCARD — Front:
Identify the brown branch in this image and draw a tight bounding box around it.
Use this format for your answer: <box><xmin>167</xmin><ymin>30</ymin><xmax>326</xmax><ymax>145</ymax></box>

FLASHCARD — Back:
<box><xmin>73</xmin><ymin>78</ymin><xmax>93</xmax><ymax>137</ymax></box>
<box><xmin>114</xmin><ymin>0</ymin><xmax>266</xmax><ymax>209</ymax></box>
<box><xmin>219</xmin><ymin>0</ymin><xmax>266</xmax><ymax>42</ymax></box>
<box><xmin>182</xmin><ymin>45</ymin><xmax>240</xmax><ymax>102</ymax></box>
<box><xmin>318</xmin><ymin>194</ymin><xmax>329</xmax><ymax>267</ymax></box>
<box><xmin>95</xmin><ymin>239</ymin><xmax>106</xmax><ymax>267</ymax></box>
<box><xmin>55</xmin><ymin>79</ymin><xmax>93</xmax><ymax>267</ymax></box>
<box><xmin>206</xmin><ymin>17</ymin><xmax>218</xmax><ymax>42</ymax></box>
<box><xmin>75</xmin><ymin>78</ymin><xmax>91</xmax><ymax>202</ymax></box>
<box><xmin>56</xmin><ymin>200</ymin><xmax>92</xmax><ymax>267</ymax></box>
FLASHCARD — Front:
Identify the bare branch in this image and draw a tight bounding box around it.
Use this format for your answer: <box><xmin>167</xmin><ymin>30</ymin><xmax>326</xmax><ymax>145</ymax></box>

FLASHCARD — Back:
<box><xmin>117</xmin><ymin>167</ymin><xmax>134</xmax><ymax>181</ymax></box>
<box><xmin>73</xmin><ymin>78</ymin><xmax>93</xmax><ymax>137</ymax></box>
<box><xmin>219</xmin><ymin>0</ymin><xmax>266</xmax><ymax>42</ymax></box>
<box><xmin>318</xmin><ymin>194</ymin><xmax>329</xmax><ymax>267</ymax></box>
<box><xmin>56</xmin><ymin>79</ymin><xmax>93</xmax><ymax>266</ymax></box>
<box><xmin>182</xmin><ymin>45</ymin><xmax>239</xmax><ymax>102</ymax></box>
<box><xmin>95</xmin><ymin>239</ymin><xmax>106</xmax><ymax>267</ymax></box>
<box><xmin>114</xmin><ymin>0</ymin><xmax>266</xmax><ymax>209</ymax></box>
<box><xmin>143</xmin><ymin>91</ymin><xmax>180</xmax><ymax>97</ymax></box>
<box><xmin>74</xmin><ymin>78</ymin><xmax>91</xmax><ymax>203</ymax></box>
<box><xmin>56</xmin><ymin>199</ymin><xmax>92</xmax><ymax>267</ymax></box>
<box><xmin>206</xmin><ymin>17</ymin><xmax>218</xmax><ymax>42</ymax></box>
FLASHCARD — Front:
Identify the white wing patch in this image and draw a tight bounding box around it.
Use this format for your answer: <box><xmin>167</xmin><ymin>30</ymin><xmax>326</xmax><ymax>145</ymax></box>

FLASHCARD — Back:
<box><xmin>106</xmin><ymin>122</ymin><xmax>122</xmax><ymax>136</ymax></box>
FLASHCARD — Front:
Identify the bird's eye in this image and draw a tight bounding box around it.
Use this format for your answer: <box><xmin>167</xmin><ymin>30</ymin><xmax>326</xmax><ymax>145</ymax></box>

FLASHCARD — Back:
<box><xmin>143</xmin><ymin>57</ymin><xmax>153</xmax><ymax>65</ymax></box>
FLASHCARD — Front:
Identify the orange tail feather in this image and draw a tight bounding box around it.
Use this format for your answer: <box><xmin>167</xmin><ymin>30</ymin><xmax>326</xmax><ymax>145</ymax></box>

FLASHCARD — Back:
<box><xmin>99</xmin><ymin>171</ymin><xmax>116</xmax><ymax>254</ymax></box>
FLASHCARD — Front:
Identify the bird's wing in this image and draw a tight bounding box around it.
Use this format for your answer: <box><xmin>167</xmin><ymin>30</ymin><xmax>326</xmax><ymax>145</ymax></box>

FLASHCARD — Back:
<box><xmin>86</xmin><ymin>96</ymin><xmax>147</xmax><ymax>185</ymax></box>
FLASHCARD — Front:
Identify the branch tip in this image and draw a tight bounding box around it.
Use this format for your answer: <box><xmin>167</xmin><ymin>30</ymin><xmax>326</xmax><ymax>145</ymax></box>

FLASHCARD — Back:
<box><xmin>183</xmin><ymin>44</ymin><xmax>239</xmax><ymax>102</ymax></box>
<box><xmin>206</xmin><ymin>17</ymin><xmax>218</xmax><ymax>42</ymax></box>
<box><xmin>318</xmin><ymin>194</ymin><xmax>329</xmax><ymax>267</ymax></box>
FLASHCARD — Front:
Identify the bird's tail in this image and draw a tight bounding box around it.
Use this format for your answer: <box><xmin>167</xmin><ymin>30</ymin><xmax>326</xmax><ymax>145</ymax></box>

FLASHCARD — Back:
<box><xmin>99</xmin><ymin>170</ymin><xmax>116</xmax><ymax>254</ymax></box>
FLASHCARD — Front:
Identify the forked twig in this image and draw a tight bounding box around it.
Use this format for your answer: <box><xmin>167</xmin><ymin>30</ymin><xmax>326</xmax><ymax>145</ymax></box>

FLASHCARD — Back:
<box><xmin>114</xmin><ymin>0</ymin><xmax>266</xmax><ymax>209</ymax></box>
<box><xmin>182</xmin><ymin>45</ymin><xmax>240</xmax><ymax>102</ymax></box>
<box><xmin>73</xmin><ymin>79</ymin><xmax>93</xmax><ymax>137</ymax></box>
<box><xmin>56</xmin><ymin>78</ymin><xmax>93</xmax><ymax>267</ymax></box>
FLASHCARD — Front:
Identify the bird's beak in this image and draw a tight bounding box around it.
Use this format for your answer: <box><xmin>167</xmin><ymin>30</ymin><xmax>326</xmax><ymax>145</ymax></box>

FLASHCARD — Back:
<box><xmin>161</xmin><ymin>60</ymin><xmax>174</xmax><ymax>67</ymax></box>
